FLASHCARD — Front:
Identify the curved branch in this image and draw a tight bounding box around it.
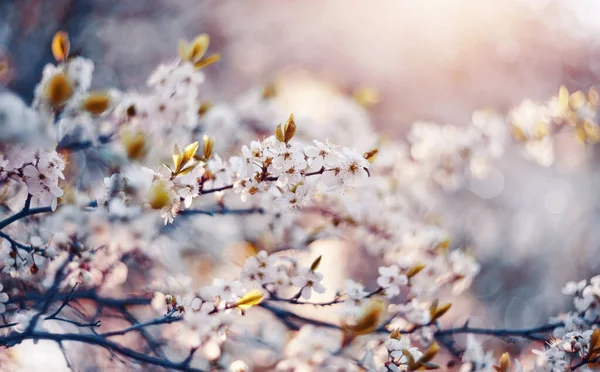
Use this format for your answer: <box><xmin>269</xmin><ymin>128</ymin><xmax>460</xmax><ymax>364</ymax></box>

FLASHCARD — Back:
<box><xmin>0</xmin><ymin>195</ymin><xmax>52</xmax><ymax>230</ymax></box>
<box><xmin>0</xmin><ymin>230</ymin><xmax>45</xmax><ymax>253</ymax></box>
<box><xmin>0</xmin><ymin>330</ymin><xmax>205</xmax><ymax>372</ymax></box>
<box><xmin>0</xmin><ymin>199</ymin><xmax>98</xmax><ymax>230</ymax></box>
<box><xmin>259</xmin><ymin>300</ymin><xmax>560</xmax><ymax>351</ymax></box>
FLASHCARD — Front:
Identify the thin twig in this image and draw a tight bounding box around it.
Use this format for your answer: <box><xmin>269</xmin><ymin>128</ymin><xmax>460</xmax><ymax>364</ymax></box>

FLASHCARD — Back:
<box><xmin>102</xmin><ymin>310</ymin><xmax>180</xmax><ymax>338</ymax></box>
<box><xmin>0</xmin><ymin>231</ymin><xmax>45</xmax><ymax>253</ymax></box>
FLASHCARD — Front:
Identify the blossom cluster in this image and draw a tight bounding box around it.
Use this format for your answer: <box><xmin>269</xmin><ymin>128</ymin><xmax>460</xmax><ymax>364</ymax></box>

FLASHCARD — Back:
<box><xmin>0</xmin><ymin>147</ymin><xmax>65</xmax><ymax>210</ymax></box>
<box><xmin>1</xmin><ymin>29</ymin><xmax>600</xmax><ymax>372</ymax></box>
<box><xmin>529</xmin><ymin>277</ymin><xmax>600</xmax><ymax>372</ymax></box>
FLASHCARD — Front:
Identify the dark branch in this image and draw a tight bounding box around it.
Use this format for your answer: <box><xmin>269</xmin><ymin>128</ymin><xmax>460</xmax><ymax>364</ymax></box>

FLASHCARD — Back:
<box><xmin>101</xmin><ymin>310</ymin><xmax>180</xmax><ymax>338</ymax></box>
<box><xmin>0</xmin><ymin>230</ymin><xmax>45</xmax><ymax>253</ymax></box>
<box><xmin>0</xmin><ymin>195</ymin><xmax>52</xmax><ymax>230</ymax></box>
<box><xmin>0</xmin><ymin>330</ymin><xmax>205</xmax><ymax>372</ymax></box>
<box><xmin>56</xmin><ymin>134</ymin><xmax>114</xmax><ymax>152</ymax></box>
<box><xmin>179</xmin><ymin>206</ymin><xmax>264</xmax><ymax>217</ymax></box>
<box><xmin>8</xmin><ymin>289</ymin><xmax>153</xmax><ymax>308</ymax></box>
<box><xmin>435</xmin><ymin>322</ymin><xmax>559</xmax><ymax>342</ymax></box>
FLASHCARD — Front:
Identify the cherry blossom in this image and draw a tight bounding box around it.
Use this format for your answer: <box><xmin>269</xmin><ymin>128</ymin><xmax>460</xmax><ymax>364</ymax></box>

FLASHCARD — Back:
<box><xmin>377</xmin><ymin>265</ymin><xmax>408</xmax><ymax>298</ymax></box>
<box><xmin>2</xmin><ymin>27</ymin><xmax>600</xmax><ymax>372</ymax></box>
<box><xmin>291</xmin><ymin>267</ymin><xmax>326</xmax><ymax>300</ymax></box>
<box><xmin>0</xmin><ymin>284</ymin><xmax>8</xmax><ymax>313</ymax></box>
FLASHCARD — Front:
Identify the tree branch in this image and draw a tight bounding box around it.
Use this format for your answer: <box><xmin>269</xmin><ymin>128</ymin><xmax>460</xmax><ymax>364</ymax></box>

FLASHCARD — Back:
<box><xmin>0</xmin><ymin>330</ymin><xmax>205</xmax><ymax>372</ymax></box>
<box><xmin>179</xmin><ymin>206</ymin><xmax>264</xmax><ymax>217</ymax></box>
<box><xmin>0</xmin><ymin>195</ymin><xmax>52</xmax><ymax>230</ymax></box>
<box><xmin>101</xmin><ymin>310</ymin><xmax>180</xmax><ymax>338</ymax></box>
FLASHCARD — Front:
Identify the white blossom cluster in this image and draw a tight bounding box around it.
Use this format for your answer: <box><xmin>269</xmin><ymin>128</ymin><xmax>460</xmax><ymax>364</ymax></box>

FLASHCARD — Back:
<box><xmin>454</xmin><ymin>276</ymin><xmax>600</xmax><ymax>372</ymax></box>
<box><xmin>0</xmin><ymin>147</ymin><xmax>65</xmax><ymax>210</ymax></box>
<box><xmin>2</xmin><ymin>30</ymin><xmax>600</xmax><ymax>372</ymax></box>
<box><xmin>528</xmin><ymin>277</ymin><xmax>600</xmax><ymax>372</ymax></box>
<box><xmin>508</xmin><ymin>86</ymin><xmax>600</xmax><ymax>167</ymax></box>
<box><xmin>407</xmin><ymin>111</ymin><xmax>507</xmax><ymax>189</ymax></box>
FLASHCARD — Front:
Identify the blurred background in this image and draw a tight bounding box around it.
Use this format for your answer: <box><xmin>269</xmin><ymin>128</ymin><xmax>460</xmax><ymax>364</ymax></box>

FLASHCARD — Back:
<box><xmin>3</xmin><ymin>0</ymin><xmax>600</xmax><ymax>363</ymax></box>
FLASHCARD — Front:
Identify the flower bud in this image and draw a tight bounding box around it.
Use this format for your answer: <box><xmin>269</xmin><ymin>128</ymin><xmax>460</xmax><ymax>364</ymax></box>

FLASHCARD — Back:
<box><xmin>121</xmin><ymin>129</ymin><xmax>148</xmax><ymax>160</ymax></box>
<box><xmin>198</xmin><ymin>102</ymin><xmax>213</xmax><ymax>117</ymax></box>
<box><xmin>497</xmin><ymin>352</ymin><xmax>511</xmax><ymax>372</ymax></box>
<box><xmin>45</xmin><ymin>73</ymin><xmax>73</xmax><ymax>107</ymax></box>
<box><xmin>229</xmin><ymin>360</ymin><xmax>249</xmax><ymax>372</ymax></box>
<box><xmin>274</xmin><ymin>114</ymin><xmax>297</xmax><ymax>144</ymax></box>
<box><xmin>82</xmin><ymin>92</ymin><xmax>111</xmax><ymax>115</ymax></box>
<box><xmin>262</xmin><ymin>81</ymin><xmax>277</xmax><ymax>99</ymax></box>
<box><xmin>179</xmin><ymin>34</ymin><xmax>209</xmax><ymax>64</ymax></box>
<box><xmin>45</xmin><ymin>247</ymin><xmax>57</xmax><ymax>259</ymax></box>
<box><xmin>203</xmin><ymin>135</ymin><xmax>215</xmax><ymax>160</ymax></box>
<box><xmin>353</xmin><ymin>86</ymin><xmax>381</xmax><ymax>108</ymax></box>
<box><xmin>148</xmin><ymin>180</ymin><xmax>171</xmax><ymax>210</ymax></box>
<box><xmin>363</xmin><ymin>148</ymin><xmax>379</xmax><ymax>164</ymax></box>
<box><xmin>51</xmin><ymin>31</ymin><xmax>70</xmax><ymax>63</ymax></box>
<box><xmin>310</xmin><ymin>255</ymin><xmax>322</xmax><ymax>272</ymax></box>
<box><xmin>406</xmin><ymin>264</ymin><xmax>425</xmax><ymax>279</ymax></box>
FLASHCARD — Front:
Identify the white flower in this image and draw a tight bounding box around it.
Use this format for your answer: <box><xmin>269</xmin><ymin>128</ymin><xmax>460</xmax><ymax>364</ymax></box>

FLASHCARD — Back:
<box><xmin>64</xmin><ymin>57</ymin><xmax>95</xmax><ymax>93</ymax></box>
<box><xmin>262</xmin><ymin>135</ymin><xmax>287</xmax><ymax>155</ymax></box>
<box><xmin>509</xmin><ymin>99</ymin><xmax>552</xmax><ymax>139</ymax></box>
<box><xmin>175</xmin><ymin>294</ymin><xmax>202</xmax><ymax>312</ymax></box>
<box><xmin>377</xmin><ymin>265</ymin><xmax>408</xmax><ymax>298</ymax></box>
<box><xmin>292</xmin><ymin>268</ymin><xmax>326</xmax><ymax>300</ymax></box>
<box><xmin>206</xmin><ymin>279</ymin><xmax>246</xmax><ymax>302</ymax></box>
<box><xmin>241</xmin><ymin>141</ymin><xmax>264</xmax><ymax>161</ymax></box>
<box><xmin>22</xmin><ymin>164</ymin><xmax>64</xmax><ymax>210</ymax></box>
<box><xmin>460</xmin><ymin>335</ymin><xmax>495</xmax><ymax>372</ymax></box>
<box><xmin>338</xmin><ymin>147</ymin><xmax>370</xmax><ymax>186</ymax></box>
<box><xmin>304</xmin><ymin>140</ymin><xmax>341</xmax><ymax>171</ymax></box>
<box><xmin>345</xmin><ymin>280</ymin><xmax>367</xmax><ymax>299</ymax></box>
<box><xmin>207</xmin><ymin>155</ymin><xmax>228</xmax><ymax>175</ymax></box>
<box><xmin>233</xmin><ymin>178</ymin><xmax>264</xmax><ymax>203</ymax></box>
<box><xmin>0</xmin><ymin>240</ymin><xmax>29</xmax><ymax>278</ymax></box>
<box><xmin>37</xmin><ymin>151</ymin><xmax>65</xmax><ymax>180</ymax></box>
<box><xmin>230</xmin><ymin>155</ymin><xmax>258</xmax><ymax>179</ymax></box>
<box><xmin>272</xmin><ymin>147</ymin><xmax>307</xmax><ymax>187</ymax></box>
<box><xmin>278</xmin><ymin>325</ymin><xmax>338</xmax><ymax>366</ymax></box>
<box><xmin>175</xmin><ymin>166</ymin><xmax>203</xmax><ymax>209</ymax></box>
<box><xmin>22</xmin><ymin>165</ymin><xmax>56</xmax><ymax>194</ymax></box>
<box><xmin>12</xmin><ymin>311</ymin><xmax>34</xmax><ymax>333</ymax></box>
<box><xmin>385</xmin><ymin>337</ymin><xmax>422</xmax><ymax>362</ymax></box>
<box><xmin>533</xmin><ymin>346</ymin><xmax>568</xmax><ymax>372</ymax></box>
<box><xmin>561</xmin><ymin>330</ymin><xmax>593</xmax><ymax>355</ymax></box>
<box><xmin>275</xmin><ymin>184</ymin><xmax>311</xmax><ymax>209</ymax></box>
<box><xmin>562</xmin><ymin>280</ymin><xmax>587</xmax><ymax>296</ymax></box>
<box><xmin>342</xmin><ymin>279</ymin><xmax>368</xmax><ymax>316</ymax></box>
<box><xmin>447</xmin><ymin>250</ymin><xmax>480</xmax><ymax>294</ymax></box>
<box><xmin>524</xmin><ymin>137</ymin><xmax>554</xmax><ymax>167</ymax></box>
<box><xmin>341</xmin><ymin>280</ymin><xmax>368</xmax><ymax>316</ymax></box>
<box><xmin>380</xmin><ymin>364</ymin><xmax>401</xmax><ymax>372</ymax></box>
<box><xmin>229</xmin><ymin>360</ymin><xmax>249</xmax><ymax>372</ymax></box>
<box><xmin>396</xmin><ymin>299</ymin><xmax>431</xmax><ymax>326</ymax></box>
<box><xmin>0</xmin><ymin>283</ymin><xmax>9</xmax><ymax>313</ymax></box>
<box><xmin>148</xmin><ymin>60</ymin><xmax>204</xmax><ymax>92</ymax></box>
<box><xmin>385</xmin><ymin>337</ymin><xmax>409</xmax><ymax>357</ymax></box>
<box><xmin>241</xmin><ymin>251</ymin><xmax>277</xmax><ymax>284</ymax></box>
